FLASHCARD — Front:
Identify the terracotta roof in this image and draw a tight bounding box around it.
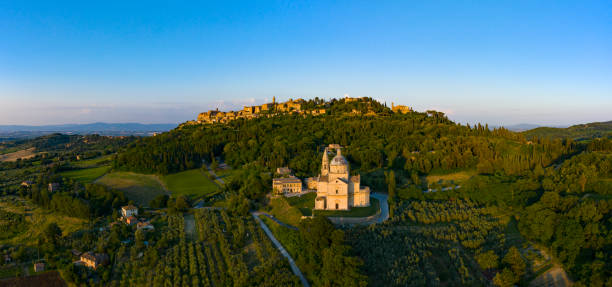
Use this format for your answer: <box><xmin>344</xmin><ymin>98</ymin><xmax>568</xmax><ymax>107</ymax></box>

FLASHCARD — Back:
<box><xmin>273</xmin><ymin>177</ymin><xmax>301</xmax><ymax>184</ymax></box>
<box><xmin>121</xmin><ymin>205</ymin><xmax>137</xmax><ymax>211</ymax></box>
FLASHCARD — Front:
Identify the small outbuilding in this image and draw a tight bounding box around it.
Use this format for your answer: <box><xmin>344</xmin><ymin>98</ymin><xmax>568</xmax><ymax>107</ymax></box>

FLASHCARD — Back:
<box><xmin>34</xmin><ymin>262</ymin><xmax>45</xmax><ymax>272</ymax></box>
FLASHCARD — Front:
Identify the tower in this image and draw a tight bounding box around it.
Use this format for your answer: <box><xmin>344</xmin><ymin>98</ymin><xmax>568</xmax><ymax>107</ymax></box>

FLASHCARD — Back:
<box><xmin>321</xmin><ymin>147</ymin><xmax>329</xmax><ymax>176</ymax></box>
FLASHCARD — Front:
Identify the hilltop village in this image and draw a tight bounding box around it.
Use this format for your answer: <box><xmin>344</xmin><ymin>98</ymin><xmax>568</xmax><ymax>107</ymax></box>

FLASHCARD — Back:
<box><xmin>192</xmin><ymin>96</ymin><xmax>413</xmax><ymax>125</ymax></box>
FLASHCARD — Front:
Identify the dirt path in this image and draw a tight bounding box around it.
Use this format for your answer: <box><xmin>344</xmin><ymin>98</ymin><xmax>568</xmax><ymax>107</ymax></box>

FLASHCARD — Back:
<box><xmin>184</xmin><ymin>213</ymin><xmax>196</xmax><ymax>240</ymax></box>
<box><xmin>529</xmin><ymin>264</ymin><xmax>572</xmax><ymax>287</ymax></box>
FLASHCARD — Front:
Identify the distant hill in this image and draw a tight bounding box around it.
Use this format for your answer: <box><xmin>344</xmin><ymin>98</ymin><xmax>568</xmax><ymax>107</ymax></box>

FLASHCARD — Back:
<box><xmin>0</xmin><ymin>122</ymin><xmax>177</xmax><ymax>140</ymax></box>
<box><xmin>523</xmin><ymin>120</ymin><xmax>612</xmax><ymax>140</ymax></box>
<box><xmin>503</xmin><ymin>123</ymin><xmax>546</xmax><ymax>132</ymax></box>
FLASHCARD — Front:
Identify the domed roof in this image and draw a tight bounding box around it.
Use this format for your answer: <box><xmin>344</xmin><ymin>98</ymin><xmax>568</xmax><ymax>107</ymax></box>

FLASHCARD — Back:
<box><xmin>330</xmin><ymin>153</ymin><xmax>348</xmax><ymax>166</ymax></box>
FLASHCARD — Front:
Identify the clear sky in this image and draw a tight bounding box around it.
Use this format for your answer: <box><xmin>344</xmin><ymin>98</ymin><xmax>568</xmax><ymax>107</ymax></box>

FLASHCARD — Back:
<box><xmin>1</xmin><ymin>0</ymin><xmax>610</xmax><ymax>126</ymax></box>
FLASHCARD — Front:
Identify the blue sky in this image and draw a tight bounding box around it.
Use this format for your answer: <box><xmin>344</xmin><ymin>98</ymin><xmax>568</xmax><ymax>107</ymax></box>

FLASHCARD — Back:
<box><xmin>1</xmin><ymin>0</ymin><xmax>610</xmax><ymax>126</ymax></box>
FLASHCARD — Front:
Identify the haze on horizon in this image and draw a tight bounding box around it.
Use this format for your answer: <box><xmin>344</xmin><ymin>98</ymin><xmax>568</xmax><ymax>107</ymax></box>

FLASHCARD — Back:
<box><xmin>1</xmin><ymin>1</ymin><xmax>610</xmax><ymax>127</ymax></box>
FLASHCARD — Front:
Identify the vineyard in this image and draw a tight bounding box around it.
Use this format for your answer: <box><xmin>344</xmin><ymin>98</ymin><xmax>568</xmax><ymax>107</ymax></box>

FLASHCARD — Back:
<box><xmin>109</xmin><ymin>209</ymin><xmax>299</xmax><ymax>286</ymax></box>
<box><xmin>348</xmin><ymin>199</ymin><xmax>511</xmax><ymax>286</ymax></box>
<box><xmin>0</xmin><ymin>209</ymin><xmax>27</xmax><ymax>240</ymax></box>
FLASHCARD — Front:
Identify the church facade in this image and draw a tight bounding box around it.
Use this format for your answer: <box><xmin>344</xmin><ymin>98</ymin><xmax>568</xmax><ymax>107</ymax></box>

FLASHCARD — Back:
<box><xmin>314</xmin><ymin>146</ymin><xmax>370</xmax><ymax>210</ymax></box>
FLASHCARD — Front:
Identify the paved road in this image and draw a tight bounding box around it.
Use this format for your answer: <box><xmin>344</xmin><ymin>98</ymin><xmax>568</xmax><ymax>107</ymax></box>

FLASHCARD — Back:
<box><xmin>252</xmin><ymin>212</ymin><xmax>310</xmax><ymax>287</ymax></box>
<box><xmin>371</xmin><ymin>192</ymin><xmax>389</xmax><ymax>223</ymax></box>
<box><xmin>252</xmin><ymin>211</ymin><xmax>298</xmax><ymax>230</ymax></box>
<box><xmin>204</xmin><ymin>161</ymin><xmax>225</xmax><ymax>185</ymax></box>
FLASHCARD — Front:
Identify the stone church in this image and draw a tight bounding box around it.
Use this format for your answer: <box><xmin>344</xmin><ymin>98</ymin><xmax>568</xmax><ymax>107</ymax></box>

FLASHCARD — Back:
<box><xmin>314</xmin><ymin>146</ymin><xmax>370</xmax><ymax>210</ymax></box>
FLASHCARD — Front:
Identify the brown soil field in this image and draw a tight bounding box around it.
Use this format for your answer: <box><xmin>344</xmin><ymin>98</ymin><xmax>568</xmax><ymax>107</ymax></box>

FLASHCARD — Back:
<box><xmin>0</xmin><ymin>271</ymin><xmax>66</xmax><ymax>287</ymax></box>
<box><xmin>0</xmin><ymin>148</ymin><xmax>37</xmax><ymax>162</ymax></box>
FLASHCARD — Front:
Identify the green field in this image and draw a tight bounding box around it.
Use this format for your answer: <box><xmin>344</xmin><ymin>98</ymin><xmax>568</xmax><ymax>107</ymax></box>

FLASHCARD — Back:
<box><xmin>266</xmin><ymin>196</ymin><xmax>305</xmax><ymax>226</ymax></box>
<box><xmin>59</xmin><ymin>166</ymin><xmax>110</xmax><ymax>183</ymax></box>
<box><xmin>161</xmin><ymin>169</ymin><xmax>220</xmax><ymax>199</ymax></box>
<box><xmin>314</xmin><ymin>198</ymin><xmax>379</xmax><ymax>217</ymax></box>
<box><xmin>286</xmin><ymin>192</ymin><xmax>316</xmax><ymax>216</ymax></box>
<box><xmin>96</xmin><ymin>172</ymin><xmax>168</xmax><ymax>206</ymax></box>
<box><xmin>72</xmin><ymin>155</ymin><xmax>113</xmax><ymax>168</ymax></box>
<box><xmin>215</xmin><ymin>168</ymin><xmax>237</xmax><ymax>181</ymax></box>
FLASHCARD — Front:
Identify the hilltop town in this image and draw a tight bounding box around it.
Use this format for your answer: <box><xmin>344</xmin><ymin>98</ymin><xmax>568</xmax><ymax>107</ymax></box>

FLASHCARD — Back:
<box><xmin>193</xmin><ymin>96</ymin><xmax>413</xmax><ymax>125</ymax></box>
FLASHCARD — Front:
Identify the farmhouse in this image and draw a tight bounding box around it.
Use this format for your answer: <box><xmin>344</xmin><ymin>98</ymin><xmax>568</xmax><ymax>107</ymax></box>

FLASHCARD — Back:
<box><xmin>80</xmin><ymin>252</ymin><xmax>109</xmax><ymax>269</ymax></box>
<box><xmin>272</xmin><ymin>177</ymin><xmax>302</xmax><ymax>194</ymax></box>
<box><xmin>121</xmin><ymin>205</ymin><xmax>138</xmax><ymax>218</ymax></box>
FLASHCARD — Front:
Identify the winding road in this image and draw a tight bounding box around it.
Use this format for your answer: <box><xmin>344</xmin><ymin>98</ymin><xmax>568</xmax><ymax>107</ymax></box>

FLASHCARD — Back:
<box><xmin>252</xmin><ymin>212</ymin><xmax>310</xmax><ymax>287</ymax></box>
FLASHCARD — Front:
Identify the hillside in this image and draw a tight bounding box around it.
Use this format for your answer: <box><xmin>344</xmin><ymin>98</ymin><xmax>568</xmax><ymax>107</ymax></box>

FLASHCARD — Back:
<box><xmin>523</xmin><ymin>120</ymin><xmax>612</xmax><ymax>140</ymax></box>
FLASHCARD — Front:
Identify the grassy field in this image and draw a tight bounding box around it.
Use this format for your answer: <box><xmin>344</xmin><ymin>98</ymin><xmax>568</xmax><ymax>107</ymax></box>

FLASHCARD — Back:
<box><xmin>0</xmin><ymin>197</ymin><xmax>87</xmax><ymax>246</ymax></box>
<box><xmin>161</xmin><ymin>169</ymin><xmax>220</xmax><ymax>199</ymax></box>
<box><xmin>96</xmin><ymin>172</ymin><xmax>168</xmax><ymax>206</ymax></box>
<box><xmin>267</xmin><ymin>197</ymin><xmax>305</xmax><ymax>226</ymax></box>
<box><xmin>215</xmin><ymin>168</ymin><xmax>237</xmax><ymax>182</ymax></box>
<box><xmin>286</xmin><ymin>193</ymin><xmax>316</xmax><ymax>216</ymax></box>
<box><xmin>314</xmin><ymin>198</ymin><xmax>379</xmax><ymax>217</ymax></box>
<box><xmin>426</xmin><ymin>169</ymin><xmax>476</xmax><ymax>185</ymax></box>
<box><xmin>59</xmin><ymin>166</ymin><xmax>111</xmax><ymax>183</ymax></box>
<box><xmin>72</xmin><ymin>154</ymin><xmax>113</xmax><ymax>168</ymax></box>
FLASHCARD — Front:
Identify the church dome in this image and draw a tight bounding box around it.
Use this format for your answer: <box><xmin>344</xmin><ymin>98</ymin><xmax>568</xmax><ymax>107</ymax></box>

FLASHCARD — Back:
<box><xmin>330</xmin><ymin>154</ymin><xmax>348</xmax><ymax>166</ymax></box>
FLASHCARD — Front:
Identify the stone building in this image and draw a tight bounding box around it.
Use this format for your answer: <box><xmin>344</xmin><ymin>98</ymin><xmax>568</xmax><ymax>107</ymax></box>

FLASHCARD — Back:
<box><xmin>272</xmin><ymin>177</ymin><xmax>302</xmax><ymax>194</ymax></box>
<box><xmin>314</xmin><ymin>146</ymin><xmax>370</xmax><ymax>210</ymax></box>
<box><xmin>391</xmin><ymin>102</ymin><xmax>412</xmax><ymax>114</ymax></box>
<box><xmin>80</xmin><ymin>252</ymin><xmax>109</xmax><ymax>269</ymax></box>
<box><xmin>121</xmin><ymin>205</ymin><xmax>138</xmax><ymax>218</ymax></box>
<box><xmin>276</xmin><ymin>167</ymin><xmax>292</xmax><ymax>175</ymax></box>
<box><xmin>34</xmin><ymin>262</ymin><xmax>45</xmax><ymax>272</ymax></box>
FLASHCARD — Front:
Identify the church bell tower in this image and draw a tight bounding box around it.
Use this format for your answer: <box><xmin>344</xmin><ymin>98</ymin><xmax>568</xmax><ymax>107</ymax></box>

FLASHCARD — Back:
<box><xmin>321</xmin><ymin>147</ymin><xmax>329</xmax><ymax>176</ymax></box>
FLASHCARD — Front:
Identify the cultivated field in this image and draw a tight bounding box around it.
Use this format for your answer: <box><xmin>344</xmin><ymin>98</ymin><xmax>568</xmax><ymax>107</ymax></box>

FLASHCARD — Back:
<box><xmin>59</xmin><ymin>166</ymin><xmax>110</xmax><ymax>183</ymax></box>
<box><xmin>0</xmin><ymin>148</ymin><xmax>37</xmax><ymax>162</ymax></box>
<box><xmin>96</xmin><ymin>172</ymin><xmax>168</xmax><ymax>206</ymax></box>
<box><xmin>161</xmin><ymin>169</ymin><xmax>220</xmax><ymax>199</ymax></box>
<box><xmin>71</xmin><ymin>154</ymin><xmax>113</xmax><ymax>168</ymax></box>
<box><xmin>0</xmin><ymin>271</ymin><xmax>66</xmax><ymax>287</ymax></box>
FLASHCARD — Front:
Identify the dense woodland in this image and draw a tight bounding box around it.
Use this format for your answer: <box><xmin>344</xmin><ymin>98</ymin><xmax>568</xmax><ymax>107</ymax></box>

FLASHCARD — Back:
<box><xmin>0</xmin><ymin>98</ymin><xmax>610</xmax><ymax>286</ymax></box>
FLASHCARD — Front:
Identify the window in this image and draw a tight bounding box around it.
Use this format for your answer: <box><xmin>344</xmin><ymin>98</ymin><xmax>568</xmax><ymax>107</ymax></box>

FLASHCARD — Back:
<box><xmin>335</xmin><ymin>203</ymin><xmax>339</xmax><ymax>209</ymax></box>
